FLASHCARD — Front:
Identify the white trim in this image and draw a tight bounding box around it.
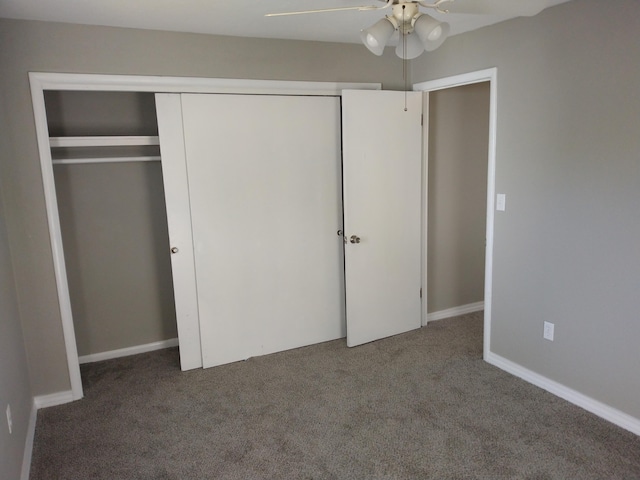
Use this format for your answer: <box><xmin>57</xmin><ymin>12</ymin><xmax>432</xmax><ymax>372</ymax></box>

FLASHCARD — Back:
<box><xmin>20</xmin><ymin>401</ymin><xmax>37</xmax><ymax>480</ymax></box>
<box><xmin>427</xmin><ymin>301</ymin><xmax>485</xmax><ymax>322</ymax></box>
<box><xmin>52</xmin><ymin>156</ymin><xmax>160</xmax><ymax>165</ymax></box>
<box><xmin>29</xmin><ymin>72</ymin><xmax>380</xmax><ymax>401</ymax></box>
<box><xmin>49</xmin><ymin>135</ymin><xmax>159</xmax><ymax>148</ymax></box>
<box><xmin>420</xmin><ymin>93</ymin><xmax>430</xmax><ymax>327</ymax></box>
<box><xmin>484</xmin><ymin>72</ymin><xmax>498</xmax><ymax>360</ymax></box>
<box><xmin>29</xmin><ymin>72</ymin><xmax>381</xmax><ymax>95</ymax></box>
<box><xmin>33</xmin><ymin>391</ymin><xmax>74</xmax><ymax>409</ymax></box>
<box><xmin>78</xmin><ymin>338</ymin><xmax>179</xmax><ymax>364</ymax></box>
<box><xmin>30</xmin><ymin>77</ymin><xmax>85</xmax><ymax>402</ymax></box>
<box><xmin>486</xmin><ymin>352</ymin><xmax>640</xmax><ymax>437</ymax></box>
<box><xmin>413</xmin><ymin>68</ymin><xmax>497</xmax><ymax>93</ymax></box>
<box><xmin>413</xmin><ymin>67</ymin><xmax>498</xmax><ymax>360</ymax></box>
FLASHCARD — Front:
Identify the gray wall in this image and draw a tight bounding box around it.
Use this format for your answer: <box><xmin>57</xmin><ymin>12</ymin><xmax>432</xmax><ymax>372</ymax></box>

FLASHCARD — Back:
<box><xmin>47</xmin><ymin>91</ymin><xmax>177</xmax><ymax>357</ymax></box>
<box><xmin>45</xmin><ymin>91</ymin><xmax>159</xmax><ymax>137</ymax></box>
<box><xmin>427</xmin><ymin>83</ymin><xmax>489</xmax><ymax>313</ymax></box>
<box><xmin>0</xmin><ymin>18</ymin><xmax>404</xmax><ymax>396</ymax></box>
<box><xmin>54</xmin><ymin>162</ymin><xmax>177</xmax><ymax>356</ymax></box>
<box><xmin>414</xmin><ymin>0</ymin><xmax>640</xmax><ymax>420</ymax></box>
<box><xmin>0</xmin><ymin>97</ymin><xmax>33</xmax><ymax>480</ymax></box>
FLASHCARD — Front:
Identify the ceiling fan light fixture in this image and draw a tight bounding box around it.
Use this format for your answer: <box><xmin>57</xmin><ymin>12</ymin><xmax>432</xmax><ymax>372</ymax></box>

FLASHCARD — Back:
<box><xmin>360</xmin><ymin>17</ymin><xmax>397</xmax><ymax>56</ymax></box>
<box><xmin>413</xmin><ymin>13</ymin><xmax>450</xmax><ymax>52</ymax></box>
<box><xmin>395</xmin><ymin>32</ymin><xmax>424</xmax><ymax>60</ymax></box>
<box><xmin>427</xmin><ymin>25</ymin><xmax>442</xmax><ymax>41</ymax></box>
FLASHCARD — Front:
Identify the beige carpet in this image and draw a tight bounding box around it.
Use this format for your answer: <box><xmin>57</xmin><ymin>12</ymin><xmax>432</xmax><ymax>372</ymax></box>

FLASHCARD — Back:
<box><xmin>30</xmin><ymin>312</ymin><xmax>640</xmax><ymax>479</ymax></box>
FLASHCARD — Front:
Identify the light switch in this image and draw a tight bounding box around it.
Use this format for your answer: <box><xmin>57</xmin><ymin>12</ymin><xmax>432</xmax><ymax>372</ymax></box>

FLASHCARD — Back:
<box><xmin>496</xmin><ymin>193</ymin><xmax>506</xmax><ymax>211</ymax></box>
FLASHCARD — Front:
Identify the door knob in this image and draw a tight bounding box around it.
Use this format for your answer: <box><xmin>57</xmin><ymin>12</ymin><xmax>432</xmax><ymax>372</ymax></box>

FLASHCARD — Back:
<box><xmin>170</xmin><ymin>247</ymin><xmax>179</xmax><ymax>254</ymax></box>
<box><xmin>350</xmin><ymin>235</ymin><xmax>361</xmax><ymax>244</ymax></box>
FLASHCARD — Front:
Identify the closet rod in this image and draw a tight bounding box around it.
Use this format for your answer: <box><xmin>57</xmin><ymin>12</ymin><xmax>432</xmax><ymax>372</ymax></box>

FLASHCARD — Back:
<box><xmin>52</xmin><ymin>156</ymin><xmax>161</xmax><ymax>165</ymax></box>
<box><xmin>49</xmin><ymin>136</ymin><xmax>160</xmax><ymax>148</ymax></box>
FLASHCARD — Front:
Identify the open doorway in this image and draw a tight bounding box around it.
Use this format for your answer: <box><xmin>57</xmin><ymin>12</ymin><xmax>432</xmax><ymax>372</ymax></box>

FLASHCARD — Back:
<box><xmin>415</xmin><ymin>68</ymin><xmax>497</xmax><ymax>358</ymax></box>
<box><xmin>426</xmin><ymin>82</ymin><xmax>490</xmax><ymax>321</ymax></box>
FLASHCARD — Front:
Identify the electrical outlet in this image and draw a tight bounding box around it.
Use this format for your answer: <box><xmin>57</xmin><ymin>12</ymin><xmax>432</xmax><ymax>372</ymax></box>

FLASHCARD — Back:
<box><xmin>543</xmin><ymin>321</ymin><xmax>555</xmax><ymax>341</ymax></box>
<box><xmin>6</xmin><ymin>404</ymin><xmax>12</xmax><ymax>434</ymax></box>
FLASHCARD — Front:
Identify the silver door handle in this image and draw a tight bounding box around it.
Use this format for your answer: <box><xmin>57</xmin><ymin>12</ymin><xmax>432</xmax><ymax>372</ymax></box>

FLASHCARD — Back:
<box><xmin>350</xmin><ymin>235</ymin><xmax>361</xmax><ymax>244</ymax></box>
<box><xmin>170</xmin><ymin>247</ymin><xmax>179</xmax><ymax>254</ymax></box>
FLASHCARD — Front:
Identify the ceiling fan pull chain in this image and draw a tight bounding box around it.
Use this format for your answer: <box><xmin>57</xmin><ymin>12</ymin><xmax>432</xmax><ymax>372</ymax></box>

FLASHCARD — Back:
<box><xmin>403</xmin><ymin>5</ymin><xmax>408</xmax><ymax>111</ymax></box>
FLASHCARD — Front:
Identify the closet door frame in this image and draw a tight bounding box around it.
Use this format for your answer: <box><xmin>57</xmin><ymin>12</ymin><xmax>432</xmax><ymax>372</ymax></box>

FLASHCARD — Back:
<box><xmin>29</xmin><ymin>72</ymin><xmax>380</xmax><ymax>403</ymax></box>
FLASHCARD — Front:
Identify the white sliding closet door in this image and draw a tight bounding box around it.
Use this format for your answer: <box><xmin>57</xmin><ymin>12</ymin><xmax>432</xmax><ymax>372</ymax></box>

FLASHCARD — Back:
<box><xmin>156</xmin><ymin>94</ymin><xmax>202</xmax><ymax>371</ymax></box>
<box><xmin>181</xmin><ymin>94</ymin><xmax>345</xmax><ymax>368</ymax></box>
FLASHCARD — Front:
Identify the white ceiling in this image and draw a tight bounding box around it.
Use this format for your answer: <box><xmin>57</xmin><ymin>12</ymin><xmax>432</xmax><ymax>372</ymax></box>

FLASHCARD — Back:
<box><xmin>0</xmin><ymin>0</ymin><xmax>569</xmax><ymax>46</ymax></box>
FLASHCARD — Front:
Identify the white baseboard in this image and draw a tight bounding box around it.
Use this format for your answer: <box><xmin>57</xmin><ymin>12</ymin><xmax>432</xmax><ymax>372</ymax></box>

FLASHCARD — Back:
<box><xmin>21</xmin><ymin>400</ymin><xmax>37</xmax><ymax>480</ymax></box>
<box><xmin>427</xmin><ymin>301</ymin><xmax>484</xmax><ymax>322</ymax></box>
<box><xmin>34</xmin><ymin>390</ymin><xmax>75</xmax><ymax>409</ymax></box>
<box><xmin>78</xmin><ymin>338</ymin><xmax>179</xmax><ymax>364</ymax></box>
<box><xmin>486</xmin><ymin>351</ymin><xmax>640</xmax><ymax>437</ymax></box>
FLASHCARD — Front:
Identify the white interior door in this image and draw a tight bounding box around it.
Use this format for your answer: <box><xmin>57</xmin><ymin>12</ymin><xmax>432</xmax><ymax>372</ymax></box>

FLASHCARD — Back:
<box><xmin>155</xmin><ymin>93</ymin><xmax>202</xmax><ymax>370</ymax></box>
<box><xmin>342</xmin><ymin>90</ymin><xmax>423</xmax><ymax>347</ymax></box>
<box><xmin>181</xmin><ymin>94</ymin><xmax>345</xmax><ymax>368</ymax></box>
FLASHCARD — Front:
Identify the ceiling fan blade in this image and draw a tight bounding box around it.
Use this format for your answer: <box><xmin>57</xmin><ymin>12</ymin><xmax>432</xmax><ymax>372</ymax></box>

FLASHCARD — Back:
<box><xmin>266</xmin><ymin>6</ymin><xmax>378</xmax><ymax>17</ymax></box>
<box><xmin>266</xmin><ymin>0</ymin><xmax>393</xmax><ymax>17</ymax></box>
<box><xmin>432</xmin><ymin>0</ymin><xmax>550</xmax><ymax>16</ymax></box>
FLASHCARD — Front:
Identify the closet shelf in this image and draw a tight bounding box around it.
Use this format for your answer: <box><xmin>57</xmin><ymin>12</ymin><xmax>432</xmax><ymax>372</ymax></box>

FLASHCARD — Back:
<box><xmin>52</xmin><ymin>156</ymin><xmax>161</xmax><ymax>165</ymax></box>
<box><xmin>49</xmin><ymin>136</ymin><xmax>160</xmax><ymax>148</ymax></box>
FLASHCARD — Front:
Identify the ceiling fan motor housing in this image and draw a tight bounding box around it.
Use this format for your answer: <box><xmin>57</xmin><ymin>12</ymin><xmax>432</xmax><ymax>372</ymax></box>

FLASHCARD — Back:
<box><xmin>391</xmin><ymin>3</ymin><xmax>420</xmax><ymax>34</ymax></box>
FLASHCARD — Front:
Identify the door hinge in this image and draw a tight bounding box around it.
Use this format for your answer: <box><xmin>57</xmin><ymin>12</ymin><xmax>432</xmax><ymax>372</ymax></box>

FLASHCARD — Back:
<box><xmin>421</xmin><ymin>114</ymin><xmax>424</xmax><ymax>126</ymax></box>
<box><xmin>420</xmin><ymin>287</ymin><xmax>422</xmax><ymax>298</ymax></box>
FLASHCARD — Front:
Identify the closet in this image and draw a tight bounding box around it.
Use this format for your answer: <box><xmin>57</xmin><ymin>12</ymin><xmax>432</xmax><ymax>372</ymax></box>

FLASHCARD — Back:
<box><xmin>32</xmin><ymin>75</ymin><xmax>425</xmax><ymax>387</ymax></box>
<box><xmin>45</xmin><ymin>91</ymin><xmax>178</xmax><ymax>362</ymax></box>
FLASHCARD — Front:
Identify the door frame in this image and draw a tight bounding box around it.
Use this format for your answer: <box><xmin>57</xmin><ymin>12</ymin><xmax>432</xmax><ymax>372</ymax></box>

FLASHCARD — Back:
<box><xmin>413</xmin><ymin>67</ymin><xmax>497</xmax><ymax>360</ymax></box>
<box><xmin>29</xmin><ymin>72</ymin><xmax>380</xmax><ymax>402</ymax></box>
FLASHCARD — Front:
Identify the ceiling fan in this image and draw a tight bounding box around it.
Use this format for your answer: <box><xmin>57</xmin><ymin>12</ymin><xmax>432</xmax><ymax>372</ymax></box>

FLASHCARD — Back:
<box><xmin>267</xmin><ymin>0</ymin><xmax>550</xmax><ymax>59</ymax></box>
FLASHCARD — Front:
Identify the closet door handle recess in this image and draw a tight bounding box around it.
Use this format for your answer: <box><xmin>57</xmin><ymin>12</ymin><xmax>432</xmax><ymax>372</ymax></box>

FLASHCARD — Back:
<box><xmin>171</xmin><ymin>247</ymin><xmax>179</xmax><ymax>254</ymax></box>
